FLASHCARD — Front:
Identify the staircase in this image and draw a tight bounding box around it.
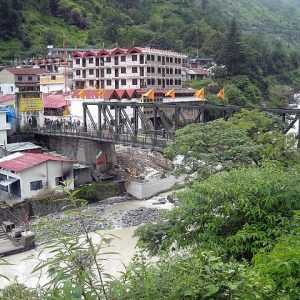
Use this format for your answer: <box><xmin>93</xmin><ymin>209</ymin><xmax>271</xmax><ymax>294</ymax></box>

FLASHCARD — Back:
<box><xmin>0</xmin><ymin>226</ymin><xmax>9</xmax><ymax>242</ymax></box>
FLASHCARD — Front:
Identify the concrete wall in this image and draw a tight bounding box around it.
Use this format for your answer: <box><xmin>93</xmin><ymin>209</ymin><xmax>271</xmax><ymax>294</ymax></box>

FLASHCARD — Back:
<box><xmin>0</xmin><ymin>70</ymin><xmax>16</xmax><ymax>95</ymax></box>
<box><xmin>20</xmin><ymin>160</ymin><xmax>74</xmax><ymax>200</ymax></box>
<box><xmin>126</xmin><ymin>174</ymin><xmax>185</xmax><ymax>199</ymax></box>
<box><xmin>36</xmin><ymin>135</ymin><xmax>116</xmax><ymax>171</ymax></box>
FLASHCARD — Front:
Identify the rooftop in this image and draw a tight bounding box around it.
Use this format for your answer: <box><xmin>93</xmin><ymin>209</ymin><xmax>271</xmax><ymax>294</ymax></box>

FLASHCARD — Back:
<box><xmin>44</xmin><ymin>94</ymin><xmax>69</xmax><ymax>109</ymax></box>
<box><xmin>0</xmin><ymin>152</ymin><xmax>72</xmax><ymax>173</ymax></box>
<box><xmin>6</xmin><ymin>68</ymin><xmax>47</xmax><ymax>76</ymax></box>
<box><xmin>4</xmin><ymin>142</ymin><xmax>42</xmax><ymax>153</ymax></box>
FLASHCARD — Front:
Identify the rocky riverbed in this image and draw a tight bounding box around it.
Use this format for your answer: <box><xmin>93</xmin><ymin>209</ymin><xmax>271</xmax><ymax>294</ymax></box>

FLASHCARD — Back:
<box><xmin>32</xmin><ymin>193</ymin><xmax>175</xmax><ymax>241</ymax></box>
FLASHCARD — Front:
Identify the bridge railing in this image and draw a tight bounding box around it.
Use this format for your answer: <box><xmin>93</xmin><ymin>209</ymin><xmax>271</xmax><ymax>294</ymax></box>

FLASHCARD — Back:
<box><xmin>26</xmin><ymin>124</ymin><xmax>171</xmax><ymax>149</ymax></box>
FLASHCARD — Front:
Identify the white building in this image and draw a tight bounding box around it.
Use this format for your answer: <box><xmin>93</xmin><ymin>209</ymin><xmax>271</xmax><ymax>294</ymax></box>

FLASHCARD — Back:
<box><xmin>0</xmin><ymin>108</ymin><xmax>11</xmax><ymax>146</ymax></box>
<box><xmin>40</xmin><ymin>73</ymin><xmax>66</xmax><ymax>94</ymax></box>
<box><xmin>0</xmin><ymin>152</ymin><xmax>74</xmax><ymax>202</ymax></box>
<box><xmin>72</xmin><ymin>47</ymin><xmax>187</xmax><ymax>90</ymax></box>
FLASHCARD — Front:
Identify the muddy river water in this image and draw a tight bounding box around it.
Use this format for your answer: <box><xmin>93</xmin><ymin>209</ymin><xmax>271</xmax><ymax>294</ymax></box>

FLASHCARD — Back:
<box><xmin>0</xmin><ymin>192</ymin><xmax>174</xmax><ymax>289</ymax></box>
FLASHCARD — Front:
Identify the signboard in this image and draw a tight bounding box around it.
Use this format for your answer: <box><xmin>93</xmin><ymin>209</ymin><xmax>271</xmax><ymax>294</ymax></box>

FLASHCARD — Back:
<box><xmin>19</xmin><ymin>97</ymin><xmax>44</xmax><ymax>112</ymax></box>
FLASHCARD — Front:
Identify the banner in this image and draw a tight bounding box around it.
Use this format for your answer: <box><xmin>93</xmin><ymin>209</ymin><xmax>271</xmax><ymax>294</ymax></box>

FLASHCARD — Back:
<box><xmin>19</xmin><ymin>97</ymin><xmax>44</xmax><ymax>112</ymax></box>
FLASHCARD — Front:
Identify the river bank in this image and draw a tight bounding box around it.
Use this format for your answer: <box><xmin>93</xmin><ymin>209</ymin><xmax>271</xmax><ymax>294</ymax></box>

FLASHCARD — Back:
<box><xmin>0</xmin><ymin>191</ymin><xmax>175</xmax><ymax>289</ymax></box>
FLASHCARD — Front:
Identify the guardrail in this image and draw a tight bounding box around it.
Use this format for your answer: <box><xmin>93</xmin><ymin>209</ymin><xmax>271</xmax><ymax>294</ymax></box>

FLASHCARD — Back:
<box><xmin>25</xmin><ymin>126</ymin><xmax>172</xmax><ymax>149</ymax></box>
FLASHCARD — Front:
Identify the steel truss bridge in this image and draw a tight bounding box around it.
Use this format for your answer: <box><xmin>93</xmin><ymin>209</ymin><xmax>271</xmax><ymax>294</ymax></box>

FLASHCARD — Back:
<box><xmin>25</xmin><ymin>102</ymin><xmax>300</xmax><ymax>149</ymax></box>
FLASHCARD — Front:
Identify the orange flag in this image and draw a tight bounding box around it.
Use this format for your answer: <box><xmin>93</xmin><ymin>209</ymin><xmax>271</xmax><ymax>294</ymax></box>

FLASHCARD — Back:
<box><xmin>166</xmin><ymin>89</ymin><xmax>176</xmax><ymax>98</ymax></box>
<box><xmin>97</xmin><ymin>89</ymin><xmax>105</xmax><ymax>98</ymax></box>
<box><xmin>218</xmin><ymin>88</ymin><xmax>225</xmax><ymax>101</ymax></box>
<box><xmin>195</xmin><ymin>88</ymin><xmax>206</xmax><ymax>101</ymax></box>
<box><xmin>79</xmin><ymin>89</ymin><xmax>86</xmax><ymax>99</ymax></box>
<box><xmin>143</xmin><ymin>89</ymin><xmax>155</xmax><ymax>101</ymax></box>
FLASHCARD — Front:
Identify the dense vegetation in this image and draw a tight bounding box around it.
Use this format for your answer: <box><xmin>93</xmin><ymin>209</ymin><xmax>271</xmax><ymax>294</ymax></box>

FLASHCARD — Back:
<box><xmin>1</xmin><ymin>110</ymin><xmax>299</xmax><ymax>299</ymax></box>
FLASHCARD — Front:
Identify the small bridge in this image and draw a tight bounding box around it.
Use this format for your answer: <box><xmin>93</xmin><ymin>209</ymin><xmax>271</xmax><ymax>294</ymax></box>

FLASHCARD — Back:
<box><xmin>24</xmin><ymin>102</ymin><xmax>300</xmax><ymax>149</ymax></box>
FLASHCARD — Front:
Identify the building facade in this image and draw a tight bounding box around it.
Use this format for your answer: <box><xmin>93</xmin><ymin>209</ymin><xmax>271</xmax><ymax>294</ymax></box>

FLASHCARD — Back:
<box><xmin>40</xmin><ymin>73</ymin><xmax>65</xmax><ymax>93</ymax></box>
<box><xmin>72</xmin><ymin>47</ymin><xmax>187</xmax><ymax>90</ymax></box>
<box><xmin>0</xmin><ymin>68</ymin><xmax>45</xmax><ymax>94</ymax></box>
<box><xmin>0</xmin><ymin>152</ymin><xmax>74</xmax><ymax>202</ymax></box>
<box><xmin>0</xmin><ymin>109</ymin><xmax>11</xmax><ymax>146</ymax></box>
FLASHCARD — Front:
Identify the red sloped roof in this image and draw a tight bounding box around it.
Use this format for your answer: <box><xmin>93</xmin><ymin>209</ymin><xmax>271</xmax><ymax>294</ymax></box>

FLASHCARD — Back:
<box><xmin>44</xmin><ymin>94</ymin><xmax>68</xmax><ymax>109</ymax></box>
<box><xmin>104</xmin><ymin>89</ymin><xmax>118</xmax><ymax>99</ymax></box>
<box><xmin>84</xmin><ymin>51</ymin><xmax>97</xmax><ymax>57</ymax></box>
<box><xmin>0</xmin><ymin>94</ymin><xmax>15</xmax><ymax>104</ymax></box>
<box><xmin>127</xmin><ymin>47</ymin><xmax>143</xmax><ymax>54</ymax></box>
<box><xmin>126</xmin><ymin>89</ymin><xmax>137</xmax><ymax>98</ymax></box>
<box><xmin>110</xmin><ymin>48</ymin><xmax>127</xmax><ymax>55</ymax></box>
<box><xmin>73</xmin><ymin>51</ymin><xmax>85</xmax><ymax>58</ymax></box>
<box><xmin>0</xmin><ymin>153</ymin><xmax>72</xmax><ymax>173</ymax></box>
<box><xmin>97</xmin><ymin>49</ymin><xmax>110</xmax><ymax>56</ymax></box>
<box><xmin>115</xmin><ymin>89</ymin><xmax>126</xmax><ymax>99</ymax></box>
<box><xmin>6</xmin><ymin>68</ymin><xmax>46</xmax><ymax>75</ymax></box>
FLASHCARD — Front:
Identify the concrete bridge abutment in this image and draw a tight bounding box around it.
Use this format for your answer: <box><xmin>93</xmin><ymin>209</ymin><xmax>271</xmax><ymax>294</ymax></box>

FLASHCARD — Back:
<box><xmin>35</xmin><ymin>135</ymin><xmax>116</xmax><ymax>171</ymax></box>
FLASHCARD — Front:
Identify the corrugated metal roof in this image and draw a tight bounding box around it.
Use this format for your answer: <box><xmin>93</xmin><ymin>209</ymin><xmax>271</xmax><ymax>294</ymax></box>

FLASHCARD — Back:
<box><xmin>0</xmin><ymin>152</ymin><xmax>72</xmax><ymax>173</ymax></box>
<box><xmin>44</xmin><ymin>94</ymin><xmax>68</xmax><ymax>109</ymax></box>
<box><xmin>5</xmin><ymin>142</ymin><xmax>42</xmax><ymax>153</ymax></box>
<box><xmin>6</xmin><ymin>68</ymin><xmax>46</xmax><ymax>75</ymax></box>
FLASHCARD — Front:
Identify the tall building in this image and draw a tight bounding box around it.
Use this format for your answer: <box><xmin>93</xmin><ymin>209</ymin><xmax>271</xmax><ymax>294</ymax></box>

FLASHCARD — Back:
<box><xmin>72</xmin><ymin>47</ymin><xmax>187</xmax><ymax>90</ymax></box>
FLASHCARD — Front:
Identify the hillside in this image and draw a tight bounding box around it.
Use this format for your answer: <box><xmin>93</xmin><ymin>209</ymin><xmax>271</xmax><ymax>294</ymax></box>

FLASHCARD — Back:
<box><xmin>1</xmin><ymin>0</ymin><xmax>300</xmax><ymax>63</ymax></box>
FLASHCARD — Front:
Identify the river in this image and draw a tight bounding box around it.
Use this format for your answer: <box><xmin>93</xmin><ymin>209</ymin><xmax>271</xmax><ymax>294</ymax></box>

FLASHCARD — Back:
<box><xmin>0</xmin><ymin>192</ymin><xmax>174</xmax><ymax>289</ymax></box>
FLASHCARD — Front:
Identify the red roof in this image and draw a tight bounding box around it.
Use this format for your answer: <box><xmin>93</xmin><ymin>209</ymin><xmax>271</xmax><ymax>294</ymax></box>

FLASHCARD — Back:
<box><xmin>6</xmin><ymin>68</ymin><xmax>46</xmax><ymax>75</ymax></box>
<box><xmin>104</xmin><ymin>89</ymin><xmax>118</xmax><ymax>99</ymax></box>
<box><xmin>115</xmin><ymin>89</ymin><xmax>126</xmax><ymax>99</ymax></box>
<box><xmin>44</xmin><ymin>94</ymin><xmax>68</xmax><ymax>109</ymax></box>
<box><xmin>126</xmin><ymin>89</ymin><xmax>137</xmax><ymax>98</ymax></box>
<box><xmin>0</xmin><ymin>94</ymin><xmax>15</xmax><ymax>104</ymax></box>
<box><xmin>0</xmin><ymin>153</ymin><xmax>72</xmax><ymax>173</ymax></box>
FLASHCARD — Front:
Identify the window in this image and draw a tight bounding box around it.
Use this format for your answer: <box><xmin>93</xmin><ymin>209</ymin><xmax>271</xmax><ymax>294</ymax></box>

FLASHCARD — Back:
<box><xmin>89</xmin><ymin>80</ymin><xmax>94</xmax><ymax>87</ymax></box>
<box><xmin>107</xmin><ymin>79</ymin><xmax>112</xmax><ymax>86</ymax></box>
<box><xmin>55</xmin><ymin>177</ymin><xmax>64</xmax><ymax>186</ymax></box>
<box><xmin>147</xmin><ymin>79</ymin><xmax>151</xmax><ymax>85</ymax></box>
<box><xmin>89</xmin><ymin>69</ymin><xmax>94</xmax><ymax>75</ymax></box>
<box><xmin>179</xmin><ymin>69</ymin><xmax>182</xmax><ymax>75</ymax></box>
<box><xmin>121</xmin><ymin>56</ymin><xmax>126</xmax><ymax>62</ymax></box>
<box><xmin>132</xmin><ymin>79</ymin><xmax>138</xmax><ymax>85</ymax></box>
<box><xmin>76</xmin><ymin>70</ymin><xmax>81</xmax><ymax>76</ymax></box>
<box><xmin>170</xmin><ymin>79</ymin><xmax>173</xmax><ymax>85</ymax></box>
<box><xmin>170</xmin><ymin>57</ymin><xmax>173</xmax><ymax>63</ymax></box>
<box><xmin>76</xmin><ymin>59</ymin><xmax>80</xmax><ymax>65</ymax></box>
<box><xmin>166</xmin><ymin>79</ymin><xmax>170</xmax><ymax>85</ymax></box>
<box><xmin>132</xmin><ymin>55</ymin><xmax>137</xmax><ymax>61</ymax></box>
<box><xmin>106</xmin><ymin>68</ymin><xmax>111</xmax><ymax>74</ymax></box>
<box><xmin>151</xmin><ymin>67</ymin><xmax>155</xmax><ymax>73</ymax></box>
<box><xmin>147</xmin><ymin>67</ymin><xmax>151</xmax><ymax>73</ymax></box>
<box><xmin>178</xmin><ymin>79</ymin><xmax>181</xmax><ymax>85</ymax></box>
<box><xmin>166</xmin><ymin>68</ymin><xmax>169</xmax><ymax>74</ymax></box>
<box><xmin>132</xmin><ymin>67</ymin><xmax>138</xmax><ymax>73</ymax></box>
<box><xmin>158</xmin><ymin>78</ymin><xmax>162</xmax><ymax>85</ymax></box>
<box><xmin>175</xmin><ymin>58</ymin><xmax>178</xmax><ymax>64</ymax></box>
<box><xmin>96</xmin><ymin>58</ymin><xmax>99</xmax><ymax>66</ymax></box>
<box><xmin>96</xmin><ymin>69</ymin><xmax>99</xmax><ymax>77</ymax></box>
<box><xmin>51</xmin><ymin>75</ymin><xmax>56</xmax><ymax>80</ymax></box>
<box><xmin>158</xmin><ymin>56</ymin><xmax>161</xmax><ymax>62</ymax></box>
<box><xmin>121</xmin><ymin>79</ymin><xmax>126</xmax><ymax>86</ymax></box>
<box><xmin>28</xmin><ymin>76</ymin><xmax>33</xmax><ymax>81</ymax></box>
<box><xmin>121</xmin><ymin>67</ymin><xmax>126</xmax><ymax>73</ymax></box>
<box><xmin>30</xmin><ymin>180</ymin><xmax>43</xmax><ymax>191</ymax></box>
<box><xmin>147</xmin><ymin>54</ymin><xmax>151</xmax><ymax>61</ymax></box>
<box><xmin>166</xmin><ymin>57</ymin><xmax>170</xmax><ymax>63</ymax></box>
<box><xmin>158</xmin><ymin>67</ymin><xmax>161</xmax><ymax>74</ymax></box>
<box><xmin>89</xmin><ymin>58</ymin><xmax>94</xmax><ymax>64</ymax></box>
<box><xmin>10</xmin><ymin>86</ymin><xmax>13</xmax><ymax>92</ymax></box>
<box><xmin>106</xmin><ymin>57</ymin><xmax>111</xmax><ymax>63</ymax></box>
<box><xmin>151</xmin><ymin>55</ymin><xmax>155</xmax><ymax>61</ymax></box>
<box><xmin>178</xmin><ymin>58</ymin><xmax>181</xmax><ymax>64</ymax></box>
<box><xmin>17</xmin><ymin>76</ymin><xmax>22</xmax><ymax>81</ymax></box>
<box><xmin>170</xmin><ymin>68</ymin><xmax>173</xmax><ymax>75</ymax></box>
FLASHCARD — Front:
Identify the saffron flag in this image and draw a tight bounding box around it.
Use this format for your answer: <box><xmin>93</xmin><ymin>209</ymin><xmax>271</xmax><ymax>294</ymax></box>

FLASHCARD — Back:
<box><xmin>97</xmin><ymin>89</ymin><xmax>105</xmax><ymax>98</ymax></box>
<box><xmin>195</xmin><ymin>88</ymin><xmax>206</xmax><ymax>101</ymax></box>
<box><xmin>218</xmin><ymin>88</ymin><xmax>225</xmax><ymax>101</ymax></box>
<box><xmin>143</xmin><ymin>89</ymin><xmax>155</xmax><ymax>101</ymax></box>
<box><xmin>79</xmin><ymin>89</ymin><xmax>86</xmax><ymax>99</ymax></box>
<box><xmin>166</xmin><ymin>89</ymin><xmax>176</xmax><ymax>98</ymax></box>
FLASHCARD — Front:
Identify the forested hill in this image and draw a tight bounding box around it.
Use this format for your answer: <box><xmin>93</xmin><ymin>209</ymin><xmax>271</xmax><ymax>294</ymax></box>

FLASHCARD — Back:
<box><xmin>1</xmin><ymin>0</ymin><xmax>300</xmax><ymax>62</ymax></box>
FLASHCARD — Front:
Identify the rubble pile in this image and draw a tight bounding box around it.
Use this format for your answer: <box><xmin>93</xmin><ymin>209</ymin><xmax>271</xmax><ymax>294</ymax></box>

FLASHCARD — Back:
<box><xmin>114</xmin><ymin>145</ymin><xmax>173</xmax><ymax>180</ymax></box>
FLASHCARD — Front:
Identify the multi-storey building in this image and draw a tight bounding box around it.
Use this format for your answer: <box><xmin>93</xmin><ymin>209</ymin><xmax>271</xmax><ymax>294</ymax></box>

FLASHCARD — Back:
<box><xmin>72</xmin><ymin>47</ymin><xmax>187</xmax><ymax>90</ymax></box>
